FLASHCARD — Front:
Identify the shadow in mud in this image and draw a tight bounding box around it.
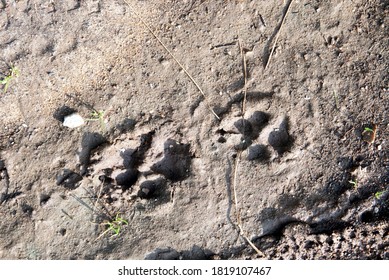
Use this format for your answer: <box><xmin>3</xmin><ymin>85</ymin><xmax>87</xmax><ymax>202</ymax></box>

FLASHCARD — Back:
<box><xmin>252</xmin><ymin>164</ymin><xmax>389</xmax><ymax>245</ymax></box>
<box><xmin>212</xmin><ymin>91</ymin><xmax>274</xmax><ymax>119</ymax></box>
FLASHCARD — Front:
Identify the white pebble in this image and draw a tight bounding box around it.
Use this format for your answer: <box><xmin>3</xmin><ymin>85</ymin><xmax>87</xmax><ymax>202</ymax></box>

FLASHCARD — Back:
<box><xmin>63</xmin><ymin>113</ymin><xmax>85</xmax><ymax>128</ymax></box>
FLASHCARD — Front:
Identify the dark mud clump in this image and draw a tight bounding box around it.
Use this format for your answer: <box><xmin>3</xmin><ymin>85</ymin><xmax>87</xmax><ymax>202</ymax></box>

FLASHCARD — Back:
<box><xmin>116</xmin><ymin>132</ymin><xmax>155</xmax><ymax>190</ymax></box>
<box><xmin>52</xmin><ymin>105</ymin><xmax>77</xmax><ymax>123</ymax></box>
<box><xmin>121</xmin><ymin>131</ymin><xmax>154</xmax><ymax>169</ymax></box>
<box><xmin>234</xmin><ymin>111</ymin><xmax>270</xmax><ymax>139</ymax></box>
<box><xmin>268</xmin><ymin>117</ymin><xmax>292</xmax><ymax>155</ymax></box>
<box><xmin>115</xmin><ymin>169</ymin><xmax>139</xmax><ymax>191</ymax></box>
<box><xmin>321</xmin><ymin>173</ymin><xmax>352</xmax><ymax>200</ymax></box>
<box><xmin>21</xmin><ymin>203</ymin><xmax>34</xmax><ymax>215</ymax></box>
<box><xmin>137</xmin><ymin>178</ymin><xmax>166</xmax><ymax>199</ymax></box>
<box><xmin>120</xmin><ymin>149</ymin><xmax>139</xmax><ymax>169</ymax></box>
<box><xmin>151</xmin><ymin>139</ymin><xmax>191</xmax><ymax>181</ymax></box>
<box><xmin>268</xmin><ymin>129</ymin><xmax>289</xmax><ymax>153</ymax></box>
<box><xmin>234</xmin><ymin>119</ymin><xmax>253</xmax><ymax>137</ymax></box>
<box><xmin>337</xmin><ymin>156</ymin><xmax>358</xmax><ymax>171</ymax></box>
<box><xmin>247</xmin><ymin>144</ymin><xmax>270</xmax><ymax>161</ymax></box>
<box><xmin>248</xmin><ymin>111</ymin><xmax>270</xmax><ymax>138</ymax></box>
<box><xmin>79</xmin><ymin>132</ymin><xmax>107</xmax><ymax>174</ymax></box>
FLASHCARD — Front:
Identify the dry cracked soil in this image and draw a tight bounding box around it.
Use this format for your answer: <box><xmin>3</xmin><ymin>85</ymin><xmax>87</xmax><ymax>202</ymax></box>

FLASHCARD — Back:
<box><xmin>0</xmin><ymin>0</ymin><xmax>388</xmax><ymax>260</ymax></box>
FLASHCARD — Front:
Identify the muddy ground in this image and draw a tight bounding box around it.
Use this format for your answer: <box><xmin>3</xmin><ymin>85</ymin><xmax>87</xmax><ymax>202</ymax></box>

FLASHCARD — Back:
<box><xmin>0</xmin><ymin>0</ymin><xmax>388</xmax><ymax>260</ymax></box>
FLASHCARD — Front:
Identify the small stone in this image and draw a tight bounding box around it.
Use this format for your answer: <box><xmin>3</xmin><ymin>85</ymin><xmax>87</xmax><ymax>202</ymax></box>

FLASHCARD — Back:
<box><xmin>63</xmin><ymin>113</ymin><xmax>85</xmax><ymax>128</ymax></box>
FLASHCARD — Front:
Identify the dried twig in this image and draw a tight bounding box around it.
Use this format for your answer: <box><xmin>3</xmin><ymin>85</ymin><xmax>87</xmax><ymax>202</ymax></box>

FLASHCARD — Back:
<box><xmin>232</xmin><ymin>152</ymin><xmax>265</xmax><ymax>257</ymax></box>
<box><xmin>238</xmin><ymin>38</ymin><xmax>248</xmax><ymax>115</ymax></box>
<box><xmin>122</xmin><ymin>0</ymin><xmax>220</xmax><ymax>120</ymax></box>
<box><xmin>265</xmin><ymin>0</ymin><xmax>293</xmax><ymax>70</ymax></box>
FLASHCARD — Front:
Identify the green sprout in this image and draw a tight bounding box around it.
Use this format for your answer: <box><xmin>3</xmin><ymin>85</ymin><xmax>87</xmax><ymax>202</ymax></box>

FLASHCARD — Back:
<box><xmin>98</xmin><ymin>213</ymin><xmax>128</xmax><ymax>239</ymax></box>
<box><xmin>0</xmin><ymin>65</ymin><xmax>19</xmax><ymax>93</ymax></box>
<box><xmin>375</xmin><ymin>191</ymin><xmax>385</xmax><ymax>199</ymax></box>
<box><xmin>362</xmin><ymin>125</ymin><xmax>377</xmax><ymax>144</ymax></box>
<box><xmin>86</xmin><ymin>109</ymin><xmax>106</xmax><ymax>130</ymax></box>
<box><xmin>348</xmin><ymin>179</ymin><xmax>358</xmax><ymax>188</ymax></box>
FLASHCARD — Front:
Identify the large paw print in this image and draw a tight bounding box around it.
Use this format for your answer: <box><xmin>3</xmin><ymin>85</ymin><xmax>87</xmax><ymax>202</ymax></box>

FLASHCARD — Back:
<box><xmin>217</xmin><ymin>111</ymin><xmax>293</xmax><ymax>161</ymax></box>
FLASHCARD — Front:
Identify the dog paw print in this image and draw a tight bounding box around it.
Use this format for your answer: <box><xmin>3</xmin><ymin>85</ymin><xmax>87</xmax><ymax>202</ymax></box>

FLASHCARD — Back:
<box><xmin>217</xmin><ymin>111</ymin><xmax>293</xmax><ymax>161</ymax></box>
<box><xmin>72</xmin><ymin>130</ymin><xmax>193</xmax><ymax>203</ymax></box>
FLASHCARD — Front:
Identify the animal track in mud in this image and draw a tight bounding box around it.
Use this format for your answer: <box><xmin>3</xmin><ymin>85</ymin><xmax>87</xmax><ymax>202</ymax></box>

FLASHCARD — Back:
<box><xmin>67</xmin><ymin>129</ymin><xmax>193</xmax><ymax>204</ymax></box>
<box><xmin>151</xmin><ymin>139</ymin><xmax>192</xmax><ymax>181</ymax></box>
<box><xmin>52</xmin><ymin>109</ymin><xmax>193</xmax><ymax>205</ymax></box>
<box><xmin>115</xmin><ymin>131</ymin><xmax>154</xmax><ymax>191</ymax></box>
<box><xmin>217</xmin><ymin>111</ymin><xmax>294</xmax><ymax>160</ymax></box>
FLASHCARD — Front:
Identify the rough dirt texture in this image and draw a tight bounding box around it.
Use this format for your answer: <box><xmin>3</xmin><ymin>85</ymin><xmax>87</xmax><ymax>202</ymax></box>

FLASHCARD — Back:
<box><xmin>0</xmin><ymin>0</ymin><xmax>388</xmax><ymax>260</ymax></box>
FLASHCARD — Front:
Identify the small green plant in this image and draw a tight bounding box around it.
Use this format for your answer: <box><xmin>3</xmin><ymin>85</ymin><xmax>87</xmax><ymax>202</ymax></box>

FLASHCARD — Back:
<box><xmin>375</xmin><ymin>191</ymin><xmax>385</xmax><ymax>199</ymax></box>
<box><xmin>362</xmin><ymin>124</ymin><xmax>377</xmax><ymax>144</ymax></box>
<box><xmin>348</xmin><ymin>179</ymin><xmax>358</xmax><ymax>188</ymax></box>
<box><xmin>86</xmin><ymin>109</ymin><xmax>106</xmax><ymax>130</ymax></box>
<box><xmin>0</xmin><ymin>65</ymin><xmax>19</xmax><ymax>93</ymax></box>
<box><xmin>97</xmin><ymin>213</ymin><xmax>128</xmax><ymax>240</ymax></box>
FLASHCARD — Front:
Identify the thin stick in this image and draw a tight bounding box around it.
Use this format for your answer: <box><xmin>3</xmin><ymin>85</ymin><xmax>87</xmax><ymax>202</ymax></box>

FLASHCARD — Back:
<box><xmin>265</xmin><ymin>0</ymin><xmax>293</xmax><ymax>70</ymax></box>
<box><xmin>238</xmin><ymin>38</ymin><xmax>248</xmax><ymax>116</ymax></box>
<box><xmin>232</xmin><ymin>152</ymin><xmax>265</xmax><ymax>257</ymax></box>
<box><xmin>122</xmin><ymin>0</ymin><xmax>220</xmax><ymax>120</ymax></box>
<box><xmin>93</xmin><ymin>183</ymin><xmax>105</xmax><ymax>218</ymax></box>
<box><xmin>232</xmin><ymin>151</ymin><xmax>242</xmax><ymax>226</ymax></box>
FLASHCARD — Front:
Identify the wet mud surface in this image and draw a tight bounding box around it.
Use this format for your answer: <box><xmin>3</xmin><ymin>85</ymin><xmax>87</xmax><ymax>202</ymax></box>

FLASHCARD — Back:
<box><xmin>0</xmin><ymin>0</ymin><xmax>388</xmax><ymax>259</ymax></box>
